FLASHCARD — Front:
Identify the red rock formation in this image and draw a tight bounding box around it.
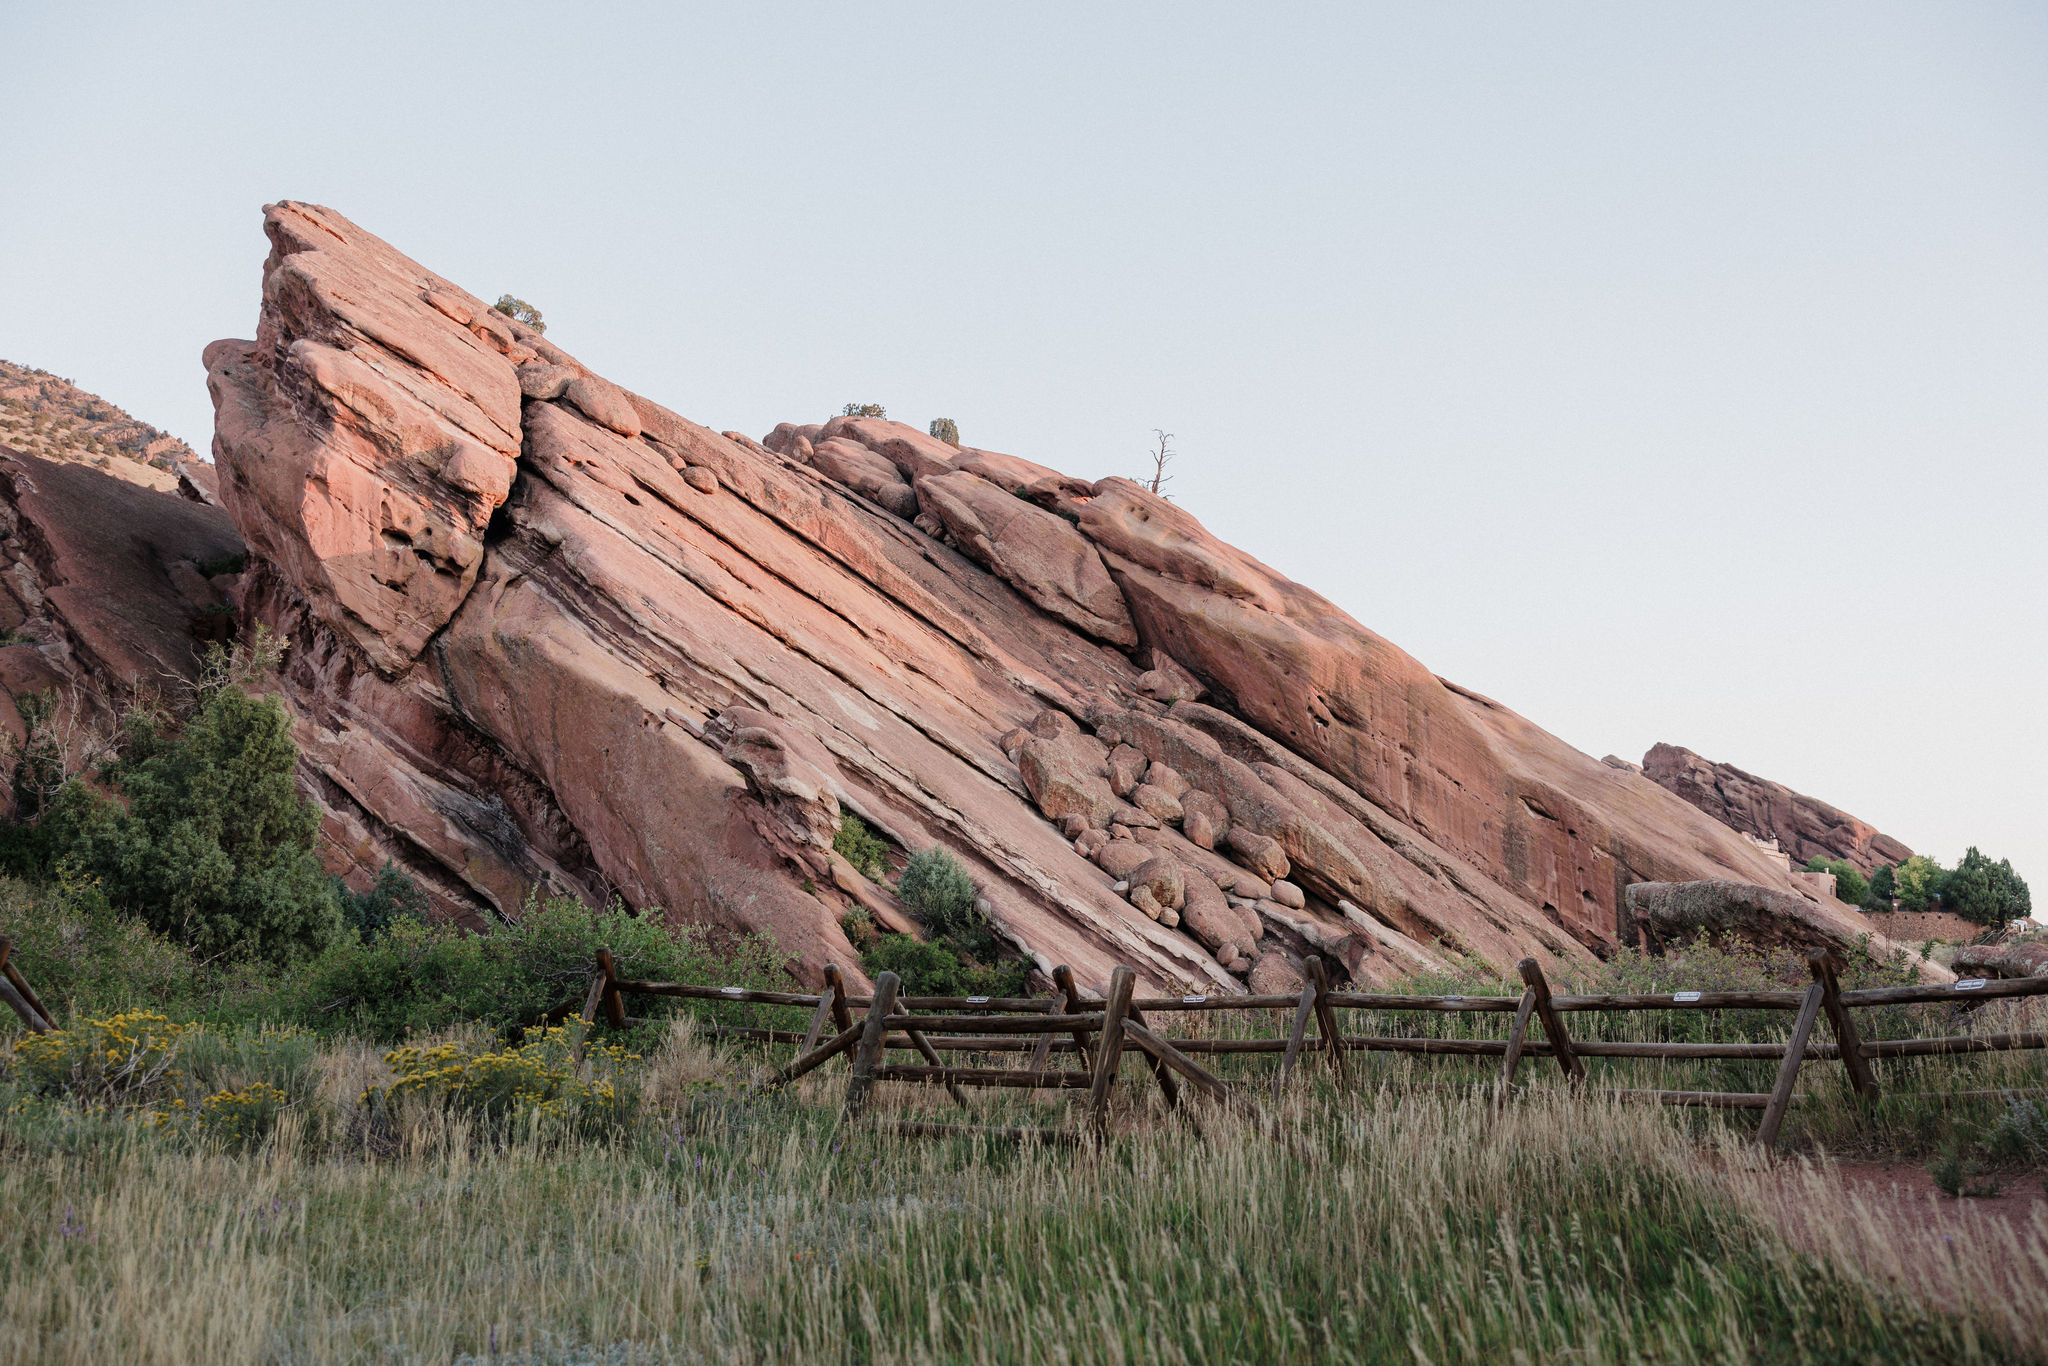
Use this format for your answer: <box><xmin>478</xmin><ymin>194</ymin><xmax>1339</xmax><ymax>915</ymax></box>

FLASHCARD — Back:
<box><xmin>1641</xmin><ymin>743</ymin><xmax>1913</xmax><ymax>876</ymax></box>
<box><xmin>0</xmin><ymin>447</ymin><xmax>245</xmax><ymax>812</ymax></box>
<box><xmin>200</xmin><ymin>201</ymin><xmax>1925</xmax><ymax>995</ymax></box>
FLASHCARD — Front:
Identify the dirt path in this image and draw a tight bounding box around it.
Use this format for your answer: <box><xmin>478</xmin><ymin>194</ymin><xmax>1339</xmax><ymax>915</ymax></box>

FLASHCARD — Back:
<box><xmin>1731</xmin><ymin>1153</ymin><xmax>2048</xmax><ymax>1340</ymax></box>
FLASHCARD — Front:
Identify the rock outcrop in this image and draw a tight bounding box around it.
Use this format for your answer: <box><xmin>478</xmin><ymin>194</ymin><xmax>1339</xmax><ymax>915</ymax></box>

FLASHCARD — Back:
<box><xmin>198</xmin><ymin>201</ymin><xmax>1929</xmax><ymax>995</ymax></box>
<box><xmin>0</xmin><ymin>359</ymin><xmax>199</xmax><ymax>494</ymax></box>
<box><xmin>0</xmin><ymin>448</ymin><xmax>247</xmax><ymax>816</ymax></box>
<box><xmin>1623</xmin><ymin>879</ymin><xmax>1946</xmax><ymax>981</ymax></box>
<box><xmin>1642</xmin><ymin>743</ymin><xmax>1913</xmax><ymax>876</ymax></box>
<box><xmin>1952</xmin><ymin>942</ymin><xmax>2048</xmax><ymax>980</ymax></box>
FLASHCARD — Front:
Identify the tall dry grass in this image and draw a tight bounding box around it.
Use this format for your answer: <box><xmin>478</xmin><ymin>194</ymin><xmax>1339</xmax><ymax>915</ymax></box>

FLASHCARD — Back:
<box><xmin>5</xmin><ymin>1027</ymin><xmax>2045</xmax><ymax>1365</ymax></box>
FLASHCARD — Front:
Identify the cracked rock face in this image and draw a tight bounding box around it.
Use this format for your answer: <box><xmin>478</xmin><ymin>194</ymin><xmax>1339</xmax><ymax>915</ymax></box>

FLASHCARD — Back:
<box><xmin>198</xmin><ymin>201</ymin><xmax>1927</xmax><ymax>994</ymax></box>
<box><xmin>1642</xmin><ymin>742</ymin><xmax>1914</xmax><ymax>876</ymax></box>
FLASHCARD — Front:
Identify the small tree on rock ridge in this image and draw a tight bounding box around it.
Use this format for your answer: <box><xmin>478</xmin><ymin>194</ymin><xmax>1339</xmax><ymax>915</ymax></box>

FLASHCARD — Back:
<box><xmin>1139</xmin><ymin>429</ymin><xmax>1174</xmax><ymax>497</ymax></box>
<box><xmin>493</xmin><ymin>295</ymin><xmax>546</xmax><ymax>334</ymax></box>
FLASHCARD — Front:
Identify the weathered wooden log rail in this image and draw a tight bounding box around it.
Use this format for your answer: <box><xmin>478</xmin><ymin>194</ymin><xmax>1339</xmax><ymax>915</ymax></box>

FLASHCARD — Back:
<box><xmin>0</xmin><ymin>936</ymin><xmax>53</xmax><ymax>1034</ymax></box>
<box><xmin>7</xmin><ymin>923</ymin><xmax>2032</xmax><ymax>1157</ymax></box>
<box><xmin>567</xmin><ymin>947</ymin><xmax>2048</xmax><ymax>1152</ymax></box>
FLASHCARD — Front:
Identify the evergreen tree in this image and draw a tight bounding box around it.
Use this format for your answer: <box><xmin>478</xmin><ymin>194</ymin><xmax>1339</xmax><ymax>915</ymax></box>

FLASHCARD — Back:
<box><xmin>1939</xmin><ymin>847</ymin><xmax>2032</xmax><ymax>927</ymax></box>
<box><xmin>46</xmin><ymin>686</ymin><xmax>343</xmax><ymax>964</ymax></box>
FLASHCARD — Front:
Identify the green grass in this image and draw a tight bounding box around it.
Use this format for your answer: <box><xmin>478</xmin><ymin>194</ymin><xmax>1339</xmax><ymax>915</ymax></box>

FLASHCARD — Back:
<box><xmin>4</xmin><ymin>1012</ymin><xmax>2048</xmax><ymax>1364</ymax></box>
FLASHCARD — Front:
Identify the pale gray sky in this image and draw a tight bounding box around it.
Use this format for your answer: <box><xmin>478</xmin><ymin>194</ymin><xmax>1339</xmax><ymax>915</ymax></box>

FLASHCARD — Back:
<box><xmin>4</xmin><ymin>3</ymin><xmax>2043</xmax><ymax>887</ymax></box>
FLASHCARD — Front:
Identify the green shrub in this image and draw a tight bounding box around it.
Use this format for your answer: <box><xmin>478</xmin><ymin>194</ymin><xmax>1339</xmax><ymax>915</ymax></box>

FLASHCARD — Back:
<box><xmin>1865</xmin><ymin>862</ymin><xmax>1896</xmax><ymax>908</ymax></box>
<box><xmin>11</xmin><ymin>1010</ymin><xmax>188</xmax><ymax>1104</ymax></box>
<box><xmin>367</xmin><ymin>1024</ymin><xmax>639</xmax><ymax>1137</ymax></box>
<box><xmin>191</xmin><ymin>1080</ymin><xmax>289</xmax><ymax>1146</ymax></box>
<box><xmin>19</xmin><ymin>684</ymin><xmax>344</xmax><ymax>966</ymax></box>
<box><xmin>1927</xmin><ymin>1143</ymin><xmax>2004</xmax><ymax>1198</ymax></box>
<box><xmin>897</xmin><ymin>847</ymin><xmax>978</xmax><ymax>940</ymax></box>
<box><xmin>338</xmin><ymin>862</ymin><xmax>431</xmax><ymax>939</ymax></box>
<box><xmin>831</xmin><ymin>811</ymin><xmax>890</xmax><ymax>880</ymax></box>
<box><xmin>1985</xmin><ymin>1096</ymin><xmax>2048</xmax><ymax>1161</ymax></box>
<box><xmin>840</xmin><ymin>907</ymin><xmax>879</xmax><ymax>952</ymax></box>
<box><xmin>269</xmin><ymin>893</ymin><xmax>794</xmax><ymax>1042</ymax></box>
<box><xmin>492</xmin><ymin>295</ymin><xmax>546</xmax><ymax>333</ymax></box>
<box><xmin>928</xmin><ymin>417</ymin><xmax>960</xmax><ymax>447</ymax></box>
<box><xmin>859</xmin><ymin>933</ymin><xmax>1027</xmax><ymax>998</ymax></box>
<box><xmin>0</xmin><ymin>873</ymin><xmax>200</xmax><ymax>1022</ymax></box>
<box><xmin>840</xmin><ymin>403</ymin><xmax>886</xmax><ymax>418</ymax></box>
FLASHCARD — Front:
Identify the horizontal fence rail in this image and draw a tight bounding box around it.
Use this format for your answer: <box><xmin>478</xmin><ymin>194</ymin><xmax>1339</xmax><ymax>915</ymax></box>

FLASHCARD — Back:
<box><xmin>564</xmin><ymin>949</ymin><xmax>2048</xmax><ymax>1153</ymax></box>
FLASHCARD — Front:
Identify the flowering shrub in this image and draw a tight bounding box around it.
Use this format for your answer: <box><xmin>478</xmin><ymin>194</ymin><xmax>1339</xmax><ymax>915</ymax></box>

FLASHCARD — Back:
<box><xmin>197</xmin><ymin>1082</ymin><xmax>289</xmax><ymax>1144</ymax></box>
<box><xmin>365</xmin><ymin>1025</ymin><xmax>640</xmax><ymax>1135</ymax></box>
<box><xmin>12</xmin><ymin>1011</ymin><xmax>187</xmax><ymax>1103</ymax></box>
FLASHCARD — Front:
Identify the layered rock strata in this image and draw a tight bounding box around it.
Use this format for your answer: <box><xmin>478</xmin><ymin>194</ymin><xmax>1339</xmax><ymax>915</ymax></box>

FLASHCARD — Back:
<box><xmin>204</xmin><ymin>201</ymin><xmax>1920</xmax><ymax>994</ymax></box>
<box><xmin>0</xmin><ymin>448</ymin><xmax>246</xmax><ymax>815</ymax></box>
<box><xmin>1643</xmin><ymin>743</ymin><xmax>1913</xmax><ymax>876</ymax></box>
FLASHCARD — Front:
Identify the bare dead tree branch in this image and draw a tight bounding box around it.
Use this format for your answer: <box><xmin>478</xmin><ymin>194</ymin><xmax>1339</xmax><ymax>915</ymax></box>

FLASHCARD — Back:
<box><xmin>1140</xmin><ymin>429</ymin><xmax>1175</xmax><ymax>497</ymax></box>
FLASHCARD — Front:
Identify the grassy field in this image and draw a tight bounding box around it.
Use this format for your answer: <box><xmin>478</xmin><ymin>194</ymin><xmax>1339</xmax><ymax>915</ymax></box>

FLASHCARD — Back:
<box><xmin>6</xmin><ymin>1003</ymin><xmax>2048</xmax><ymax>1366</ymax></box>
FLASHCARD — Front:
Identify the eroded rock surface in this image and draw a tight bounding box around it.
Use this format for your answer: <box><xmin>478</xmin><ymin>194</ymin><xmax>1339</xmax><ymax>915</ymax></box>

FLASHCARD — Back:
<box><xmin>1643</xmin><ymin>742</ymin><xmax>1914</xmax><ymax>876</ymax></box>
<box><xmin>198</xmin><ymin>201</ymin><xmax>1929</xmax><ymax>994</ymax></box>
<box><xmin>0</xmin><ymin>449</ymin><xmax>246</xmax><ymax>817</ymax></box>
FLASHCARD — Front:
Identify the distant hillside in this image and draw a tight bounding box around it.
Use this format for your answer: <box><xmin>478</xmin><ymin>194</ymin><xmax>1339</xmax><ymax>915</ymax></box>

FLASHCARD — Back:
<box><xmin>0</xmin><ymin>359</ymin><xmax>196</xmax><ymax>493</ymax></box>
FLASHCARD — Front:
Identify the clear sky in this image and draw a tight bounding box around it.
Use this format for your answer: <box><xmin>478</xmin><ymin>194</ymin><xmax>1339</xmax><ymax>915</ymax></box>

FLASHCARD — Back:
<box><xmin>4</xmin><ymin>3</ymin><xmax>2043</xmax><ymax>888</ymax></box>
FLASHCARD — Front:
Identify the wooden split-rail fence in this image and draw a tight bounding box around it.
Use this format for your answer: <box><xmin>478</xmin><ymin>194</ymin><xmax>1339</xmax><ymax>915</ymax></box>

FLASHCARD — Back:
<box><xmin>557</xmin><ymin>947</ymin><xmax>2048</xmax><ymax>1153</ymax></box>
<box><xmin>0</xmin><ymin>937</ymin><xmax>53</xmax><ymax>1035</ymax></box>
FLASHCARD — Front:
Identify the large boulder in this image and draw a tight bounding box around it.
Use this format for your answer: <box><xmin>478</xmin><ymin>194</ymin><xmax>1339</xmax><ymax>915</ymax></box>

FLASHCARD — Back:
<box><xmin>808</xmin><ymin>437</ymin><xmax>919</xmax><ymax>519</ymax></box>
<box><xmin>1952</xmin><ymin>943</ymin><xmax>2048</xmax><ymax>980</ymax></box>
<box><xmin>1180</xmin><ymin>867</ymin><xmax>1257</xmax><ymax>969</ymax></box>
<box><xmin>914</xmin><ymin>470</ymin><xmax>1138</xmax><ymax>647</ymax></box>
<box><xmin>1623</xmin><ymin>879</ymin><xmax>1948</xmax><ymax>981</ymax></box>
<box><xmin>818</xmin><ymin>416</ymin><xmax>958</xmax><ymax>483</ymax></box>
<box><xmin>1016</xmin><ymin>725</ymin><xmax>1119</xmax><ymax>830</ymax></box>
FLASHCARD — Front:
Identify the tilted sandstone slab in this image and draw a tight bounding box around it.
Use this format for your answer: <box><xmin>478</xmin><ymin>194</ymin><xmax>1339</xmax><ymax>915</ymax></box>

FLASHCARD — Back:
<box><xmin>202</xmin><ymin>201</ymin><xmax>1928</xmax><ymax>995</ymax></box>
<box><xmin>0</xmin><ymin>449</ymin><xmax>245</xmax><ymax>814</ymax></box>
<box><xmin>915</xmin><ymin>470</ymin><xmax>1137</xmax><ymax>647</ymax></box>
<box><xmin>1642</xmin><ymin>742</ymin><xmax>1913</xmax><ymax>876</ymax></box>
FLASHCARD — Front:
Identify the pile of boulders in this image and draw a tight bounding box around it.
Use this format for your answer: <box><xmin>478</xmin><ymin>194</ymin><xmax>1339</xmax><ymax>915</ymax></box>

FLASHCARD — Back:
<box><xmin>1003</xmin><ymin>706</ymin><xmax>1315</xmax><ymax>987</ymax></box>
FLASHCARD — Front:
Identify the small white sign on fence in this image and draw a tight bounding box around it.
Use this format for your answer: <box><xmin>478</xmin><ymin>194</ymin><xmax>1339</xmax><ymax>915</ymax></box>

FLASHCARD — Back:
<box><xmin>720</xmin><ymin>986</ymin><xmax>746</xmax><ymax>996</ymax></box>
<box><xmin>1182</xmin><ymin>995</ymin><xmax>1208</xmax><ymax>1005</ymax></box>
<box><xmin>965</xmin><ymin>996</ymin><xmax>990</xmax><ymax>1005</ymax></box>
<box><xmin>1955</xmin><ymin>979</ymin><xmax>1988</xmax><ymax>991</ymax></box>
<box><xmin>1673</xmin><ymin>991</ymin><xmax>1703</xmax><ymax>1003</ymax></box>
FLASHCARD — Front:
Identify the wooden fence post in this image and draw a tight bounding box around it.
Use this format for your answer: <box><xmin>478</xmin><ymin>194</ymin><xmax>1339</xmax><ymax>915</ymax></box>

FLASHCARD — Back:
<box><xmin>594</xmin><ymin>948</ymin><xmax>626</xmax><ymax>1030</ymax></box>
<box><xmin>1307</xmin><ymin>959</ymin><xmax>1350</xmax><ymax>1090</ymax></box>
<box><xmin>1808</xmin><ymin>949</ymin><xmax>1879</xmax><ymax>1102</ymax></box>
<box><xmin>1518</xmin><ymin>959</ymin><xmax>1583</xmax><ymax>1084</ymax></box>
<box><xmin>1756</xmin><ymin>983</ymin><xmax>1824</xmax><ymax>1152</ymax></box>
<box><xmin>1052</xmin><ymin>966</ymin><xmax>1096</xmax><ymax>1072</ymax></box>
<box><xmin>841</xmin><ymin>971</ymin><xmax>900</xmax><ymax>1124</ymax></box>
<box><xmin>1025</xmin><ymin>999</ymin><xmax>1056</xmax><ymax>1075</ymax></box>
<box><xmin>1494</xmin><ymin>987</ymin><xmax>1539</xmax><ymax>1113</ymax></box>
<box><xmin>1273</xmin><ymin>979</ymin><xmax>1320</xmax><ymax>1099</ymax></box>
<box><xmin>569</xmin><ymin>971</ymin><xmax>607</xmax><ymax>1067</ymax></box>
<box><xmin>800</xmin><ymin>983</ymin><xmax>838</xmax><ymax>1053</ymax></box>
<box><xmin>1088</xmin><ymin>968</ymin><xmax>1137</xmax><ymax>1136</ymax></box>
<box><xmin>822</xmin><ymin>963</ymin><xmax>856</xmax><ymax>1057</ymax></box>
